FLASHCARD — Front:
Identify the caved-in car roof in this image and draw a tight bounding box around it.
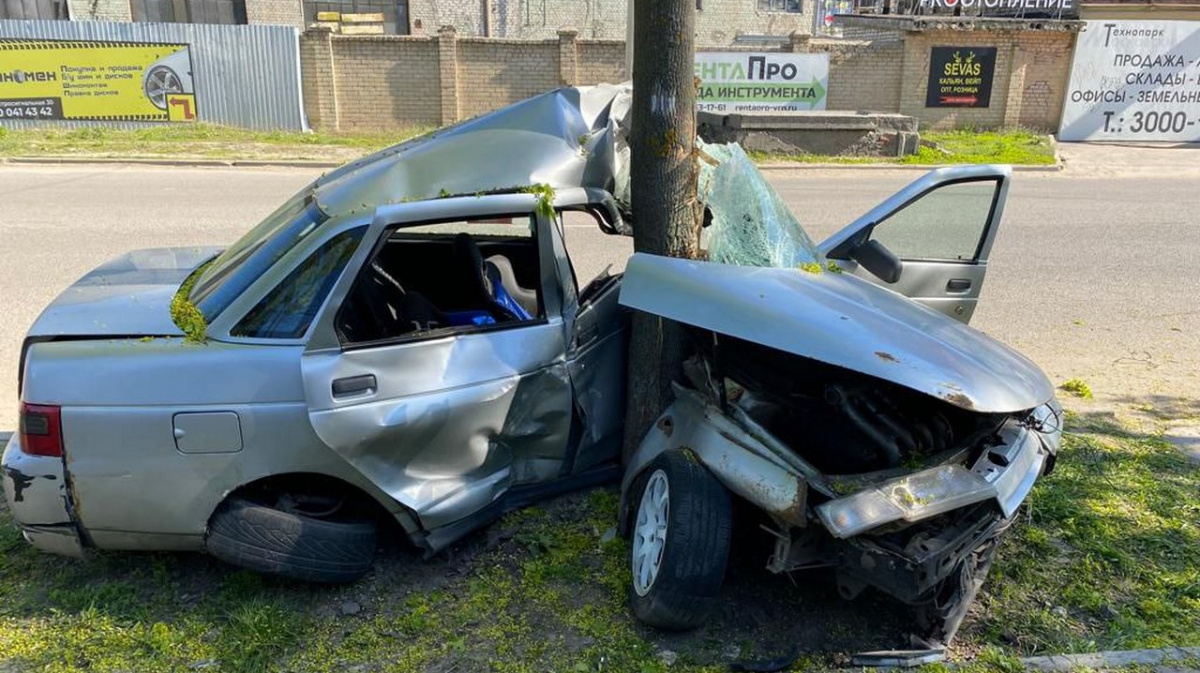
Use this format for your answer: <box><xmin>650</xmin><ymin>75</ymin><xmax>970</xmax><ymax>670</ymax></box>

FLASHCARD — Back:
<box><xmin>312</xmin><ymin>84</ymin><xmax>633</xmax><ymax>219</ymax></box>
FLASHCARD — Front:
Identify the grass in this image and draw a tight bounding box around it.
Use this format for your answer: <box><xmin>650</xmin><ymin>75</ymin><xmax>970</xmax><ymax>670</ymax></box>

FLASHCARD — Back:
<box><xmin>901</xmin><ymin>129</ymin><xmax>1056</xmax><ymax>165</ymax></box>
<box><xmin>0</xmin><ymin>124</ymin><xmax>428</xmax><ymax>162</ymax></box>
<box><xmin>1060</xmin><ymin>378</ymin><xmax>1095</xmax><ymax>399</ymax></box>
<box><xmin>0</xmin><ymin>124</ymin><xmax>1055</xmax><ymax>167</ymax></box>
<box><xmin>0</xmin><ymin>410</ymin><xmax>1195</xmax><ymax>672</ymax></box>
<box><xmin>751</xmin><ymin>129</ymin><xmax>1056</xmax><ymax>166</ymax></box>
<box><xmin>963</xmin><ymin>410</ymin><xmax>1200</xmax><ymax>655</ymax></box>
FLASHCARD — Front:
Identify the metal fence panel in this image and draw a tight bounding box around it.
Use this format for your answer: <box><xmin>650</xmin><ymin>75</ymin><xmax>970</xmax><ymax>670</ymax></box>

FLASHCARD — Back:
<box><xmin>0</xmin><ymin>19</ymin><xmax>305</xmax><ymax>129</ymax></box>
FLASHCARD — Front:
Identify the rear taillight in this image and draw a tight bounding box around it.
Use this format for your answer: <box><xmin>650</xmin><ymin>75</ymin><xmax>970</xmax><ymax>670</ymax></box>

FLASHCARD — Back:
<box><xmin>19</xmin><ymin>403</ymin><xmax>63</xmax><ymax>458</ymax></box>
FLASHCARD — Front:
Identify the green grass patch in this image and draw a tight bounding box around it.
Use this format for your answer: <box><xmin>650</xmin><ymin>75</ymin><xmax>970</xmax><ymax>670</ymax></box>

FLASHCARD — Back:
<box><xmin>961</xmin><ymin>410</ymin><xmax>1200</xmax><ymax>655</ymax></box>
<box><xmin>901</xmin><ymin>129</ymin><xmax>1056</xmax><ymax>165</ymax></box>
<box><xmin>750</xmin><ymin>129</ymin><xmax>1056</xmax><ymax>166</ymax></box>
<box><xmin>0</xmin><ymin>124</ymin><xmax>428</xmax><ymax>162</ymax></box>
<box><xmin>1060</xmin><ymin>378</ymin><xmax>1095</xmax><ymax>399</ymax></box>
<box><xmin>0</xmin><ymin>410</ymin><xmax>1194</xmax><ymax>671</ymax></box>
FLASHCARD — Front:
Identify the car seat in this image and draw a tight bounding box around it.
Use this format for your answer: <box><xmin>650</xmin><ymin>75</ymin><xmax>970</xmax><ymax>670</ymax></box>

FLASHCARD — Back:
<box><xmin>452</xmin><ymin>233</ymin><xmax>532</xmax><ymax>321</ymax></box>
<box><xmin>484</xmin><ymin>254</ymin><xmax>538</xmax><ymax>317</ymax></box>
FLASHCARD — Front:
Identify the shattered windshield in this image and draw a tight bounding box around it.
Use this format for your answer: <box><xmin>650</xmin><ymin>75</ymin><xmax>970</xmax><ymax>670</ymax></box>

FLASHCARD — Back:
<box><xmin>699</xmin><ymin>142</ymin><xmax>824</xmax><ymax>268</ymax></box>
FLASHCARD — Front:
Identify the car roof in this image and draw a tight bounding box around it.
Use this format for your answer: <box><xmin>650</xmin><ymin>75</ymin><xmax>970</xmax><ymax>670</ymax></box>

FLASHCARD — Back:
<box><xmin>311</xmin><ymin>84</ymin><xmax>632</xmax><ymax>221</ymax></box>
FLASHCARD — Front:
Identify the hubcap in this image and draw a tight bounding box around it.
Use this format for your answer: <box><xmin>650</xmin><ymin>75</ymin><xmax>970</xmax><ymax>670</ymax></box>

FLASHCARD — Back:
<box><xmin>632</xmin><ymin>469</ymin><xmax>670</xmax><ymax>597</ymax></box>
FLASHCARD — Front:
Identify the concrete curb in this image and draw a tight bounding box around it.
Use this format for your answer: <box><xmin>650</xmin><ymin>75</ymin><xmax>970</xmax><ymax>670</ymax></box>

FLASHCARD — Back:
<box><xmin>1</xmin><ymin>156</ymin><xmax>343</xmax><ymax>169</ymax></box>
<box><xmin>1019</xmin><ymin>647</ymin><xmax>1200</xmax><ymax>671</ymax></box>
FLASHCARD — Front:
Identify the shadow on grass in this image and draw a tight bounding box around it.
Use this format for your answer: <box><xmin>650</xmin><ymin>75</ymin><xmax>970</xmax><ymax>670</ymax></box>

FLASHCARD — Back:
<box><xmin>0</xmin><ymin>480</ymin><xmax>920</xmax><ymax>673</ymax></box>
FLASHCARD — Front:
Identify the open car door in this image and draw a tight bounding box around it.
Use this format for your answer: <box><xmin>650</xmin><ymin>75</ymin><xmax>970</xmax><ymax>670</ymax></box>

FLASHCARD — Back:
<box><xmin>818</xmin><ymin>165</ymin><xmax>1011</xmax><ymax>324</ymax></box>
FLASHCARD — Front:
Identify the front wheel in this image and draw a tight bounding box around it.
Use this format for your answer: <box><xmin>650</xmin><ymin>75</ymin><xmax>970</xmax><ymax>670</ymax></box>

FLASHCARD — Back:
<box><xmin>628</xmin><ymin>450</ymin><xmax>732</xmax><ymax>630</ymax></box>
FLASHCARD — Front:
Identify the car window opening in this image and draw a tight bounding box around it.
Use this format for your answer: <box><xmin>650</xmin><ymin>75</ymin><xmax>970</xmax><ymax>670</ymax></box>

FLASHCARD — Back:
<box><xmin>338</xmin><ymin>216</ymin><xmax>543</xmax><ymax>345</ymax></box>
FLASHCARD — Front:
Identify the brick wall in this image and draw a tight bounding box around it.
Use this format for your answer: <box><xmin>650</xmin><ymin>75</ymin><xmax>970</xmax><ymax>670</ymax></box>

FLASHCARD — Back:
<box><xmin>456</xmin><ymin>37</ymin><xmax>562</xmax><ymax>117</ymax></box>
<box><xmin>897</xmin><ymin>29</ymin><xmax>1074</xmax><ymax>131</ymax></box>
<box><xmin>576</xmin><ymin>40</ymin><xmax>627</xmax><ymax>84</ymax></box>
<box><xmin>796</xmin><ymin>36</ymin><xmax>904</xmax><ymax>112</ymax></box>
<box><xmin>300</xmin><ymin>25</ymin><xmax>1074</xmax><ymax>132</ymax></box>
<box><xmin>66</xmin><ymin>0</ymin><xmax>132</xmax><ymax>21</ymax></box>
<box><xmin>245</xmin><ymin>0</ymin><xmax>304</xmax><ymax>28</ymax></box>
<box><xmin>408</xmin><ymin>0</ymin><xmax>484</xmax><ymax>35</ymax></box>
<box><xmin>300</xmin><ymin>27</ymin><xmax>627</xmax><ymax>130</ymax></box>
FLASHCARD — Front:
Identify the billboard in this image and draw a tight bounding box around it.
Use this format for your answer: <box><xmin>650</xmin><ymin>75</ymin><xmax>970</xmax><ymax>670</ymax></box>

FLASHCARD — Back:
<box><xmin>695</xmin><ymin>52</ymin><xmax>829</xmax><ymax>113</ymax></box>
<box><xmin>1059</xmin><ymin>21</ymin><xmax>1200</xmax><ymax>142</ymax></box>
<box><xmin>0</xmin><ymin>39</ymin><xmax>196</xmax><ymax>122</ymax></box>
<box><xmin>926</xmin><ymin>47</ymin><xmax>998</xmax><ymax>108</ymax></box>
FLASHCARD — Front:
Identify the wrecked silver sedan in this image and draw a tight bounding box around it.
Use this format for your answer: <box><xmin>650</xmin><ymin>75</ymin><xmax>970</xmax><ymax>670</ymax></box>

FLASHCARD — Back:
<box><xmin>4</xmin><ymin>84</ymin><xmax>1058</xmax><ymax>644</ymax></box>
<box><xmin>618</xmin><ymin>144</ymin><xmax>1061</xmax><ymax>644</ymax></box>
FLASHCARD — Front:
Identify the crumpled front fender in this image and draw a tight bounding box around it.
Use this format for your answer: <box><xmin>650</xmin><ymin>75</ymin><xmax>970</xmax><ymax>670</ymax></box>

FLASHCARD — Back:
<box><xmin>620</xmin><ymin>387</ymin><xmax>810</xmax><ymax>532</ymax></box>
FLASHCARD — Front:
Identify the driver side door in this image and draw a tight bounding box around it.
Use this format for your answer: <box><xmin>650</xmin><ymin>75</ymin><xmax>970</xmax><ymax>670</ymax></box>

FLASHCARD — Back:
<box><xmin>818</xmin><ymin>165</ymin><xmax>1011</xmax><ymax>324</ymax></box>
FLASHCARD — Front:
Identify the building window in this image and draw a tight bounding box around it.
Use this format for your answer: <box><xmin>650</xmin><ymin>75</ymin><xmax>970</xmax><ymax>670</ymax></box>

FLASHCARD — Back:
<box><xmin>131</xmin><ymin>0</ymin><xmax>247</xmax><ymax>23</ymax></box>
<box><xmin>304</xmin><ymin>0</ymin><xmax>409</xmax><ymax>34</ymax></box>
<box><xmin>758</xmin><ymin>0</ymin><xmax>803</xmax><ymax>12</ymax></box>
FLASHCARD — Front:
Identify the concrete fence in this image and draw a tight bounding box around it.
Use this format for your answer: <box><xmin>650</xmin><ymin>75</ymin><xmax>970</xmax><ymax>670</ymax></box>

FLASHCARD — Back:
<box><xmin>300</xmin><ymin>22</ymin><xmax>1077</xmax><ymax>133</ymax></box>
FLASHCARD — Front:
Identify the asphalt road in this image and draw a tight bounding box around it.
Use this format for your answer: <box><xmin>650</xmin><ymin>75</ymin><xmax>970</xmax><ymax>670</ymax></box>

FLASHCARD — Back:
<box><xmin>1</xmin><ymin>157</ymin><xmax>1197</xmax><ymax>431</ymax></box>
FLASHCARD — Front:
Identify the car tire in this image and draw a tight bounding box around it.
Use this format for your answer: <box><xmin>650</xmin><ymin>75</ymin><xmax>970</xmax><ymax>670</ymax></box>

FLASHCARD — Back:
<box><xmin>206</xmin><ymin>496</ymin><xmax>377</xmax><ymax>584</ymax></box>
<box><xmin>628</xmin><ymin>450</ymin><xmax>732</xmax><ymax>631</ymax></box>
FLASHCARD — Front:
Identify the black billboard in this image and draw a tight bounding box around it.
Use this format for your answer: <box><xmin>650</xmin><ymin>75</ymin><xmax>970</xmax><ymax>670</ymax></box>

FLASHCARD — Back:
<box><xmin>926</xmin><ymin>47</ymin><xmax>997</xmax><ymax>108</ymax></box>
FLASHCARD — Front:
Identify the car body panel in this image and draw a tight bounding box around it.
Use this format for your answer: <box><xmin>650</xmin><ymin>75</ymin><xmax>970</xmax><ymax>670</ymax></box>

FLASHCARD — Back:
<box><xmin>25</xmin><ymin>247</ymin><xmax>220</xmax><ymax>339</ymax></box>
<box><xmin>618</xmin><ymin>253</ymin><xmax>1054</xmax><ymax>414</ymax></box>
<box><xmin>302</xmin><ymin>325</ymin><xmax>574</xmax><ymax>531</ymax></box>
<box><xmin>818</xmin><ymin>165</ymin><xmax>1012</xmax><ymax>324</ymax></box>
<box><xmin>311</xmin><ymin>85</ymin><xmax>631</xmax><ymax>219</ymax></box>
<box><xmin>298</xmin><ymin>192</ymin><xmax>624</xmax><ymax>537</ymax></box>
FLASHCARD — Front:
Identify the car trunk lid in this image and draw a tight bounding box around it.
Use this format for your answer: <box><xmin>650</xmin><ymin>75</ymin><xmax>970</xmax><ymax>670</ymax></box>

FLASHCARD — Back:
<box><xmin>26</xmin><ymin>247</ymin><xmax>220</xmax><ymax>340</ymax></box>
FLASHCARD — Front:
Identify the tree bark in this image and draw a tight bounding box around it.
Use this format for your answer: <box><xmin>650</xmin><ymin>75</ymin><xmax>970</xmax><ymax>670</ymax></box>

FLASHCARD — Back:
<box><xmin>622</xmin><ymin>0</ymin><xmax>699</xmax><ymax>463</ymax></box>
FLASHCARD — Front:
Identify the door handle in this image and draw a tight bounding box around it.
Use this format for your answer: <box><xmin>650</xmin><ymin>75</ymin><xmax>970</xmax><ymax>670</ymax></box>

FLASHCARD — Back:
<box><xmin>332</xmin><ymin>374</ymin><xmax>377</xmax><ymax>397</ymax></box>
<box><xmin>946</xmin><ymin>278</ymin><xmax>972</xmax><ymax>293</ymax></box>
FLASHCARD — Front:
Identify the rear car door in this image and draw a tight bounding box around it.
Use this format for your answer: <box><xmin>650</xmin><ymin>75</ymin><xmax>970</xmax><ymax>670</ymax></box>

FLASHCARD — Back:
<box><xmin>818</xmin><ymin>165</ymin><xmax>1011</xmax><ymax>324</ymax></box>
<box><xmin>299</xmin><ymin>195</ymin><xmax>574</xmax><ymax>534</ymax></box>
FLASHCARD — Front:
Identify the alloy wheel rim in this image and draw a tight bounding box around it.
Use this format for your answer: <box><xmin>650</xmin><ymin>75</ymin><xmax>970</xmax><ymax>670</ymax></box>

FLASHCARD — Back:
<box><xmin>632</xmin><ymin>469</ymin><xmax>669</xmax><ymax>597</ymax></box>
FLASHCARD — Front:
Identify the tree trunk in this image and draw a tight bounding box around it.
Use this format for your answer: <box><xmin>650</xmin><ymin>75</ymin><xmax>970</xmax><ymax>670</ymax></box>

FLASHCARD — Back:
<box><xmin>622</xmin><ymin>0</ymin><xmax>699</xmax><ymax>463</ymax></box>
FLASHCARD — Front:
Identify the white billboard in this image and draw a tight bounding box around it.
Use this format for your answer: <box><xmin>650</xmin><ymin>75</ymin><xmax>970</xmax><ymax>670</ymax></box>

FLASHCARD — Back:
<box><xmin>1059</xmin><ymin>20</ymin><xmax>1200</xmax><ymax>142</ymax></box>
<box><xmin>694</xmin><ymin>52</ymin><xmax>830</xmax><ymax>113</ymax></box>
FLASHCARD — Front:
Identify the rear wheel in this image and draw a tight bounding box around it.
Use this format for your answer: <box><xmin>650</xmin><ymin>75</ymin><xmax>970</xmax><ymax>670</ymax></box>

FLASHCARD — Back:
<box><xmin>206</xmin><ymin>493</ymin><xmax>377</xmax><ymax>584</ymax></box>
<box><xmin>628</xmin><ymin>450</ymin><xmax>732</xmax><ymax>630</ymax></box>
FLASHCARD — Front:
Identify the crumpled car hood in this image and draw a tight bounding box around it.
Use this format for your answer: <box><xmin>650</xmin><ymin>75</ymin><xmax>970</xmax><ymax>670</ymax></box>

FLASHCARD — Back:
<box><xmin>619</xmin><ymin>253</ymin><xmax>1054</xmax><ymax>413</ymax></box>
<box><xmin>312</xmin><ymin>84</ymin><xmax>632</xmax><ymax>218</ymax></box>
<box><xmin>27</xmin><ymin>247</ymin><xmax>220</xmax><ymax>338</ymax></box>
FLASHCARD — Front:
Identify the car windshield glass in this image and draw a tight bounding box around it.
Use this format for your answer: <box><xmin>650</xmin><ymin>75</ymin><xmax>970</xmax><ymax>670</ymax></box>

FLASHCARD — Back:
<box><xmin>190</xmin><ymin>188</ymin><xmax>329</xmax><ymax>320</ymax></box>
<box><xmin>698</xmin><ymin>142</ymin><xmax>824</xmax><ymax>268</ymax></box>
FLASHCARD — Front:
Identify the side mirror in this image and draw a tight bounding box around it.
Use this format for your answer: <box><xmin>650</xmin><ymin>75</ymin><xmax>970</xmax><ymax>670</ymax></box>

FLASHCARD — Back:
<box><xmin>850</xmin><ymin>239</ymin><xmax>903</xmax><ymax>284</ymax></box>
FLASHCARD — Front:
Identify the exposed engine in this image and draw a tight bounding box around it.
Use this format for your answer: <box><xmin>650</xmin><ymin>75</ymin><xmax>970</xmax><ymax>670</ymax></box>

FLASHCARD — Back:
<box><xmin>690</xmin><ymin>332</ymin><xmax>1007</xmax><ymax>474</ymax></box>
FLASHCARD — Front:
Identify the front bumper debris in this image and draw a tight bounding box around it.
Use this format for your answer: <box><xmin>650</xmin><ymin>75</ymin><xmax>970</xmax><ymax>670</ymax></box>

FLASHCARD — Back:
<box><xmin>816</xmin><ymin>414</ymin><xmax>1053</xmax><ymax>539</ymax></box>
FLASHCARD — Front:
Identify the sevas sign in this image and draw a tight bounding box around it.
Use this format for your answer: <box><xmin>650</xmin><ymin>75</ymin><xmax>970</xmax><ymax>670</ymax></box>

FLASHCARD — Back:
<box><xmin>926</xmin><ymin>47</ymin><xmax>997</xmax><ymax>108</ymax></box>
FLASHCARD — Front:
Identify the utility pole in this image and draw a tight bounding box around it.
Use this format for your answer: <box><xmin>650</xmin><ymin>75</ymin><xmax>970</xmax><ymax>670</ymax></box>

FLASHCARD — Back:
<box><xmin>622</xmin><ymin>0</ymin><xmax>700</xmax><ymax>461</ymax></box>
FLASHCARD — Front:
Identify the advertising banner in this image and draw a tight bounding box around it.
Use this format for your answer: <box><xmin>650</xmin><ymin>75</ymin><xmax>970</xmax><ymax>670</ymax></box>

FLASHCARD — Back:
<box><xmin>0</xmin><ymin>39</ymin><xmax>196</xmax><ymax>122</ymax></box>
<box><xmin>695</xmin><ymin>52</ymin><xmax>829</xmax><ymax>113</ymax></box>
<box><xmin>926</xmin><ymin>47</ymin><xmax>997</xmax><ymax>108</ymax></box>
<box><xmin>1059</xmin><ymin>21</ymin><xmax>1200</xmax><ymax>142</ymax></box>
